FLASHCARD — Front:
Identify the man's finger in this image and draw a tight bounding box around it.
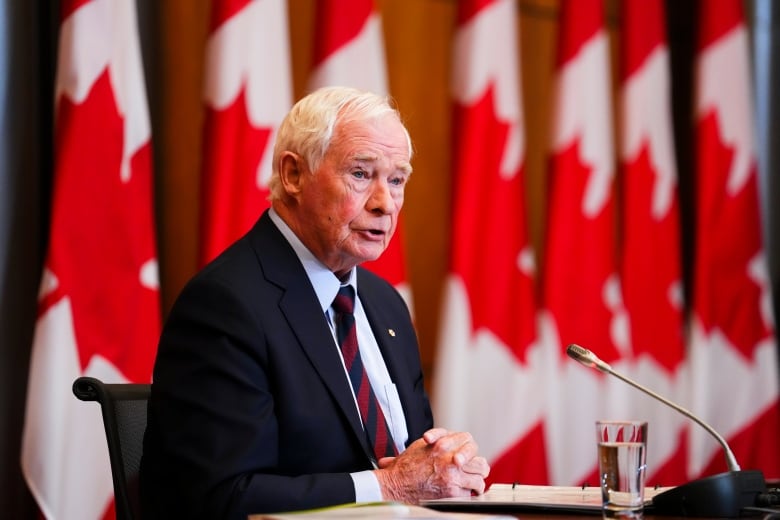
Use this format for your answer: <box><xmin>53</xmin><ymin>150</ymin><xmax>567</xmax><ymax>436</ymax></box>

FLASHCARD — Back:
<box><xmin>422</xmin><ymin>428</ymin><xmax>450</xmax><ymax>444</ymax></box>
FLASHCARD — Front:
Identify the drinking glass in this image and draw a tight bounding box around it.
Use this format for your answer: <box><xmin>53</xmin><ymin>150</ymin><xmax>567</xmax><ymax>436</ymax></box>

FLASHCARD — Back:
<box><xmin>596</xmin><ymin>420</ymin><xmax>648</xmax><ymax>518</ymax></box>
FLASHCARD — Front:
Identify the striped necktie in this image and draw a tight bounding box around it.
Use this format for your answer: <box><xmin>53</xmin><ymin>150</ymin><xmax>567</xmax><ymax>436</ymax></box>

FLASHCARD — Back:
<box><xmin>332</xmin><ymin>285</ymin><xmax>397</xmax><ymax>462</ymax></box>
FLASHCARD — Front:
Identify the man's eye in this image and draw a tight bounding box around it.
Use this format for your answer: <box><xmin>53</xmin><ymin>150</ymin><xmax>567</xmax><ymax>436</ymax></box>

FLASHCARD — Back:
<box><xmin>352</xmin><ymin>170</ymin><xmax>368</xmax><ymax>179</ymax></box>
<box><xmin>389</xmin><ymin>176</ymin><xmax>406</xmax><ymax>187</ymax></box>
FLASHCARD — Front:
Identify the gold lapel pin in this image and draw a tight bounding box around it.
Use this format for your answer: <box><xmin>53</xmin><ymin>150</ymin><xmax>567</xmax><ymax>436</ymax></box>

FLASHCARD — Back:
<box><xmin>388</xmin><ymin>329</ymin><xmax>396</xmax><ymax>337</ymax></box>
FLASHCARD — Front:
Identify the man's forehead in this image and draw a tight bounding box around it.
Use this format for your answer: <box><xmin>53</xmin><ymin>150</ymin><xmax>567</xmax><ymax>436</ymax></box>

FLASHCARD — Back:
<box><xmin>330</xmin><ymin>116</ymin><xmax>412</xmax><ymax>170</ymax></box>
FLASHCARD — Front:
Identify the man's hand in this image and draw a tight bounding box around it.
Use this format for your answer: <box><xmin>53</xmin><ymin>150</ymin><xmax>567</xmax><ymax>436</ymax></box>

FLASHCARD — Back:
<box><xmin>373</xmin><ymin>428</ymin><xmax>490</xmax><ymax>504</ymax></box>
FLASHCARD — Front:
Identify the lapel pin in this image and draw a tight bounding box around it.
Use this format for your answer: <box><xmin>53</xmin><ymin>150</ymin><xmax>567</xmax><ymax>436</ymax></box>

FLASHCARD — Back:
<box><xmin>388</xmin><ymin>329</ymin><xmax>396</xmax><ymax>337</ymax></box>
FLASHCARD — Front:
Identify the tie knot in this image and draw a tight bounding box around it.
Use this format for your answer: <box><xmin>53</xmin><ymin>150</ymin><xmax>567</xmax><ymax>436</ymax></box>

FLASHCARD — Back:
<box><xmin>332</xmin><ymin>285</ymin><xmax>355</xmax><ymax>315</ymax></box>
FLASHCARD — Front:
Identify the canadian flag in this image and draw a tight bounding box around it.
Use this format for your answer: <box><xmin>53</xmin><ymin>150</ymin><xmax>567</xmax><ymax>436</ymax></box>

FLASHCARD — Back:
<box><xmin>688</xmin><ymin>0</ymin><xmax>780</xmax><ymax>479</ymax></box>
<box><xmin>20</xmin><ymin>0</ymin><xmax>161</xmax><ymax>518</ymax></box>
<box><xmin>618</xmin><ymin>0</ymin><xmax>688</xmax><ymax>485</ymax></box>
<box><xmin>308</xmin><ymin>0</ymin><xmax>411</xmax><ymax>302</ymax></box>
<box><xmin>432</xmin><ymin>0</ymin><xmax>543</xmax><ymax>485</ymax></box>
<box><xmin>540</xmin><ymin>0</ymin><xmax>624</xmax><ymax>486</ymax></box>
<box><xmin>199</xmin><ymin>0</ymin><xmax>293</xmax><ymax>265</ymax></box>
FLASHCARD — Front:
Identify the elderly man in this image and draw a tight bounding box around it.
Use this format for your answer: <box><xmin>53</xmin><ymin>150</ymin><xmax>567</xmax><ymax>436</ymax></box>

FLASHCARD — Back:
<box><xmin>140</xmin><ymin>86</ymin><xmax>489</xmax><ymax>519</ymax></box>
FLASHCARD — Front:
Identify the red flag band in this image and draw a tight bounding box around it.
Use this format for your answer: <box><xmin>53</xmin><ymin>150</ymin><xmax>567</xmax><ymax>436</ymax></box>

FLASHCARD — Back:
<box><xmin>689</xmin><ymin>0</ymin><xmax>780</xmax><ymax>478</ymax></box>
<box><xmin>433</xmin><ymin>0</ymin><xmax>542</xmax><ymax>486</ymax></box>
<box><xmin>199</xmin><ymin>0</ymin><xmax>293</xmax><ymax>266</ymax></box>
<box><xmin>21</xmin><ymin>1</ymin><xmax>161</xmax><ymax>518</ymax></box>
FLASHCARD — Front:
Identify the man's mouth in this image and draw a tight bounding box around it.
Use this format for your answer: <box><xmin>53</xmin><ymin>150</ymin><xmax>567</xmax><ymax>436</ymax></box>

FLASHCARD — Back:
<box><xmin>355</xmin><ymin>227</ymin><xmax>387</xmax><ymax>240</ymax></box>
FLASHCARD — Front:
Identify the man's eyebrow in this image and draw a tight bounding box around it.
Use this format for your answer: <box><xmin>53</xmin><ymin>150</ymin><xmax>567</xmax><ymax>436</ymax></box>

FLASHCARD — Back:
<box><xmin>350</xmin><ymin>153</ymin><xmax>412</xmax><ymax>175</ymax></box>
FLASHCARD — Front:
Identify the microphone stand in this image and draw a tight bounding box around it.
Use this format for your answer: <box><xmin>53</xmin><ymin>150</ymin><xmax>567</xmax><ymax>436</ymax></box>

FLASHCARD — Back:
<box><xmin>651</xmin><ymin>470</ymin><xmax>766</xmax><ymax>517</ymax></box>
<box><xmin>566</xmin><ymin>344</ymin><xmax>768</xmax><ymax>517</ymax></box>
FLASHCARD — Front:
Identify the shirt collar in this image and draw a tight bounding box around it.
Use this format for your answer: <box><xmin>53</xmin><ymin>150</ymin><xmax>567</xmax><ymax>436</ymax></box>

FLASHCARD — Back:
<box><xmin>268</xmin><ymin>208</ymin><xmax>357</xmax><ymax>313</ymax></box>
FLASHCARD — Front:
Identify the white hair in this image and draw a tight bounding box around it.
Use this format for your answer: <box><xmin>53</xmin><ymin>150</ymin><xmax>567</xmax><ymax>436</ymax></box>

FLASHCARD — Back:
<box><xmin>268</xmin><ymin>86</ymin><xmax>412</xmax><ymax>200</ymax></box>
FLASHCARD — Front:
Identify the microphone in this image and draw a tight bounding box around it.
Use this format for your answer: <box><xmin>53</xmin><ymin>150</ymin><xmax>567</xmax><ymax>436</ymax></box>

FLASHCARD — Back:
<box><xmin>566</xmin><ymin>344</ymin><xmax>742</xmax><ymax>470</ymax></box>
<box><xmin>566</xmin><ymin>343</ymin><xmax>767</xmax><ymax>517</ymax></box>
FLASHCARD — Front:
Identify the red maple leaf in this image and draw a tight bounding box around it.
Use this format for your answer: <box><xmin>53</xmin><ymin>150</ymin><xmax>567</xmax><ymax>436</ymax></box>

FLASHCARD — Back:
<box><xmin>693</xmin><ymin>111</ymin><xmax>771</xmax><ymax>359</ymax></box>
<box><xmin>450</xmin><ymin>86</ymin><xmax>536</xmax><ymax>362</ymax></box>
<box><xmin>621</xmin><ymin>142</ymin><xmax>685</xmax><ymax>372</ymax></box>
<box><xmin>41</xmin><ymin>69</ymin><xmax>160</xmax><ymax>383</ymax></box>
<box><xmin>543</xmin><ymin>136</ymin><xmax>620</xmax><ymax>363</ymax></box>
<box><xmin>200</xmin><ymin>86</ymin><xmax>272</xmax><ymax>265</ymax></box>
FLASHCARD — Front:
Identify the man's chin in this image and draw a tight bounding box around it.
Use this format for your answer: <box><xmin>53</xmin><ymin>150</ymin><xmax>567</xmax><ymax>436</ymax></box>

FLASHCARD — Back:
<box><xmin>355</xmin><ymin>245</ymin><xmax>388</xmax><ymax>264</ymax></box>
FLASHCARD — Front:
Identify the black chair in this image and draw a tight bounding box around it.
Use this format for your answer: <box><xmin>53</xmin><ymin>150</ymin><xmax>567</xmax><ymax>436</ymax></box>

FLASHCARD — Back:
<box><xmin>72</xmin><ymin>376</ymin><xmax>151</xmax><ymax>520</ymax></box>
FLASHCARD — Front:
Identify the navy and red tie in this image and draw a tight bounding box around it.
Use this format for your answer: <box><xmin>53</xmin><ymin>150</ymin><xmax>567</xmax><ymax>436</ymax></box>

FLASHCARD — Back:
<box><xmin>332</xmin><ymin>285</ymin><xmax>397</xmax><ymax>462</ymax></box>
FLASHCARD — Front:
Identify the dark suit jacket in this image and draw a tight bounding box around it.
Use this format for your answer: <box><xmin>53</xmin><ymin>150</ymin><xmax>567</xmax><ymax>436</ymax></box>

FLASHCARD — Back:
<box><xmin>140</xmin><ymin>211</ymin><xmax>433</xmax><ymax>519</ymax></box>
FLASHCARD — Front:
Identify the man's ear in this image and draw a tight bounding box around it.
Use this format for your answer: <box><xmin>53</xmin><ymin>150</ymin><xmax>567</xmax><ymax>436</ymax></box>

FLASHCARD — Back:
<box><xmin>278</xmin><ymin>151</ymin><xmax>304</xmax><ymax>198</ymax></box>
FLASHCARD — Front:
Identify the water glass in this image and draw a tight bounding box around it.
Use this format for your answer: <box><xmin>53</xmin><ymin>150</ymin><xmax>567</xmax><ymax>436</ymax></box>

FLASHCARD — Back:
<box><xmin>596</xmin><ymin>420</ymin><xmax>648</xmax><ymax>518</ymax></box>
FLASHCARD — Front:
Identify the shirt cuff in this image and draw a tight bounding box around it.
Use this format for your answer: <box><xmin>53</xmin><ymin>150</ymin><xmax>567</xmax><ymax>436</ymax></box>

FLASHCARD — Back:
<box><xmin>350</xmin><ymin>470</ymin><xmax>383</xmax><ymax>502</ymax></box>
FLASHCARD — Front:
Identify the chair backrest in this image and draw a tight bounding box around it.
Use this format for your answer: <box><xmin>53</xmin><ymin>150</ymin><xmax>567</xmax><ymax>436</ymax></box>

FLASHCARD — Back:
<box><xmin>73</xmin><ymin>376</ymin><xmax>151</xmax><ymax>520</ymax></box>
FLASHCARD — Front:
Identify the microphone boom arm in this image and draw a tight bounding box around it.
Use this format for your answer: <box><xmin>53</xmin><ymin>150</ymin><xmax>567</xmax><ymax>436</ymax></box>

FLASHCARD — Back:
<box><xmin>565</xmin><ymin>342</ymin><xmax>740</xmax><ymax>471</ymax></box>
<box><xmin>602</xmin><ymin>363</ymin><xmax>740</xmax><ymax>472</ymax></box>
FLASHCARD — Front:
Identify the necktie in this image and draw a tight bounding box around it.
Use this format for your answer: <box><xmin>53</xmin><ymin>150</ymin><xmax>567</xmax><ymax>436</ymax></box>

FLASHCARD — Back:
<box><xmin>332</xmin><ymin>285</ymin><xmax>397</xmax><ymax>462</ymax></box>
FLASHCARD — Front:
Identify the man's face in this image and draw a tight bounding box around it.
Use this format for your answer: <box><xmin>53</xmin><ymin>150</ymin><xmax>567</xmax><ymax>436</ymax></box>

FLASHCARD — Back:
<box><xmin>296</xmin><ymin>113</ymin><xmax>412</xmax><ymax>278</ymax></box>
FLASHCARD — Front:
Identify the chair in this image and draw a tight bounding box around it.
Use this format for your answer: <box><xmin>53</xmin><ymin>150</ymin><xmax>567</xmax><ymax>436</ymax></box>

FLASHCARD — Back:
<box><xmin>72</xmin><ymin>376</ymin><xmax>151</xmax><ymax>520</ymax></box>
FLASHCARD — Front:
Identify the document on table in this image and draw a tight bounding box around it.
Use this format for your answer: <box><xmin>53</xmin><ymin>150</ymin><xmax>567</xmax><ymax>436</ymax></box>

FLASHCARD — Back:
<box><xmin>420</xmin><ymin>484</ymin><xmax>673</xmax><ymax>514</ymax></box>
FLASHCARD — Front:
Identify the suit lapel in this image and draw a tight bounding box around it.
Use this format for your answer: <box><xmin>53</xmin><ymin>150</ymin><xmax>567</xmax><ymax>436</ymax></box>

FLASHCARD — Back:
<box><xmin>248</xmin><ymin>213</ymin><xmax>374</xmax><ymax>461</ymax></box>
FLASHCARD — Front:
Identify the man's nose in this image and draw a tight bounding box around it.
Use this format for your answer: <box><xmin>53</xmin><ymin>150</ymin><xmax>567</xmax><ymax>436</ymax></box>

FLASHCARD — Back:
<box><xmin>368</xmin><ymin>180</ymin><xmax>396</xmax><ymax>214</ymax></box>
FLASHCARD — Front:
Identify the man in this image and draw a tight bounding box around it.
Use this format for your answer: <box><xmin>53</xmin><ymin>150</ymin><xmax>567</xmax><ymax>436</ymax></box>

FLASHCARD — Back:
<box><xmin>141</xmin><ymin>86</ymin><xmax>489</xmax><ymax>519</ymax></box>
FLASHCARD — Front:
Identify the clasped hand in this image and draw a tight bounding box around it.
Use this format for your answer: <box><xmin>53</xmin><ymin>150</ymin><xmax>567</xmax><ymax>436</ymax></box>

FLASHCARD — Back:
<box><xmin>374</xmin><ymin>428</ymin><xmax>490</xmax><ymax>504</ymax></box>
